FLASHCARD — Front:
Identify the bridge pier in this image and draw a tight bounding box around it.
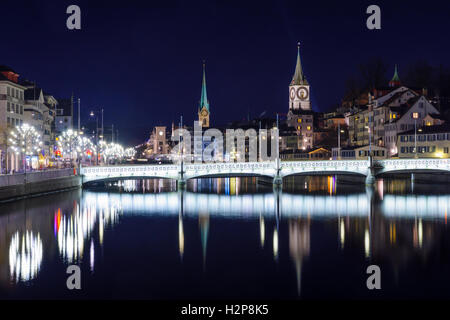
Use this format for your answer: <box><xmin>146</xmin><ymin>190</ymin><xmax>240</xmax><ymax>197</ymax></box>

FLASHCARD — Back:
<box><xmin>365</xmin><ymin>156</ymin><xmax>376</xmax><ymax>186</ymax></box>
<box><xmin>365</xmin><ymin>174</ymin><xmax>375</xmax><ymax>185</ymax></box>
<box><xmin>177</xmin><ymin>179</ymin><xmax>186</xmax><ymax>190</ymax></box>
<box><xmin>273</xmin><ymin>176</ymin><xmax>283</xmax><ymax>189</ymax></box>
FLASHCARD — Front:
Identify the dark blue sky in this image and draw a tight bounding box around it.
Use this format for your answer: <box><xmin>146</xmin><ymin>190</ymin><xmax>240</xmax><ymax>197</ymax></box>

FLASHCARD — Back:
<box><xmin>1</xmin><ymin>0</ymin><xmax>450</xmax><ymax>144</ymax></box>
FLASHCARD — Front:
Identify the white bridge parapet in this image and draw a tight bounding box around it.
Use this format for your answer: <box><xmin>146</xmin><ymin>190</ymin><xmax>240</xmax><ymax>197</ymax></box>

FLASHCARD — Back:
<box><xmin>280</xmin><ymin>160</ymin><xmax>369</xmax><ymax>177</ymax></box>
<box><xmin>80</xmin><ymin>158</ymin><xmax>450</xmax><ymax>184</ymax></box>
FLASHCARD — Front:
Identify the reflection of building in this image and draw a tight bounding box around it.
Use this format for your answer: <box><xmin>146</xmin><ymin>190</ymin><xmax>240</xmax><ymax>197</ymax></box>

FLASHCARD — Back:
<box><xmin>288</xmin><ymin>218</ymin><xmax>310</xmax><ymax>295</ymax></box>
<box><xmin>199</xmin><ymin>213</ymin><xmax>209</xmax><ymax>267</ymax></box>
<box><xmin>179</xmin><ymin>215</ymin><xmax>184</xmax><ymax>259</ymax></box>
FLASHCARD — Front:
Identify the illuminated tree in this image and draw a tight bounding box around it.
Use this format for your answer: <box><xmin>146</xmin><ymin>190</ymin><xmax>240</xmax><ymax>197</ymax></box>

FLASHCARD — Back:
<box><xmin>57</xmin><ymin>129</ymin><xmax>79</xmax><ymax>166</ymax></box>
<box><xmin>76</xmin><ymin>136</ymin><xmax>96</xmax><ymax>163</ymax></box>
<box><xmin>124</xmin><ymin>147</ymin><xmax>136</xmax><ymax>159</ymax></box>
<box><xmin>104</xmin><ymin>143</ymin><xmax>124</xmax><ymax>163</ymax></box>
<box><xmin>8</xmin><ymin>123</ymin><xmax>42</xmax><ymax>171</ymax></box>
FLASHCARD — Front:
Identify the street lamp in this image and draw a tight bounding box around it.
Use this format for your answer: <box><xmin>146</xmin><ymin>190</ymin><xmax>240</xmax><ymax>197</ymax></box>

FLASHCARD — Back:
<box><xmin>337</xmin><ymin>122</ymin><xmax>345</xmax><ymax>160</ymax></box>
<box><xmin>365</xmin><ymin>125</ymin><xmax>372</xmax><ymax>159</ymax></box>
<box><xmin>90</xmin><ymin>110</ymin><xmax>103</xmax><ymax>165</ymax></box>
<box><xmin>413</xmin><ymin>112</ymin><xmax>419</xmax><ymax>158</ymax></box>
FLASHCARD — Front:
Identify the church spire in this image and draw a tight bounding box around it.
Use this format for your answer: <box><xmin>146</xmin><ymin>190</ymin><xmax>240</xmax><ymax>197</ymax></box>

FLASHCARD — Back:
<box><xmin>389</xmin><ymin>64</ymin><xmax>401</xmax><ymax>87</ymax></box>
<box><xmin>199</xmin><ymin>61</ymin><xmax>209</xmax><ymax>112</ymax></box>
<box><xmin>291</xmin><ymin>42</ymin><xmax>308</xmax><ymax>86</ymax></box>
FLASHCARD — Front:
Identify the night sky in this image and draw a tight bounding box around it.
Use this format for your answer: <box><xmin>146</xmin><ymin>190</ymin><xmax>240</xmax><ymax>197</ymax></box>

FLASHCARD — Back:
<box><xmin>1</xmin><ymin>0</ymin><xmax>450</xmax><ymax>144</ymax></box>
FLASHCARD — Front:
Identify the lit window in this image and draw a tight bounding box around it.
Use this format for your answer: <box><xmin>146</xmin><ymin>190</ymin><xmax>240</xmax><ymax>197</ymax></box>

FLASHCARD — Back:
<box><xmin>307</xmin><ymin>126</ymin><xmax>311</xmax><ymax>130</ymax></box>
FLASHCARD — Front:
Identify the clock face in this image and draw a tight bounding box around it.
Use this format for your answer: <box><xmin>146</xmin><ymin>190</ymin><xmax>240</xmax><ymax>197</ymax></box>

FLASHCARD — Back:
<box><xmin>290</xmin><ymin>88</ymin><xmax>296</xmax><ymax>100</ymax></box>
<box><xmin>297</xmin><ymin>86</ymin><xmax>309</xmax><ymax>100</ymax></box>
<box><xmin>201</xmin><ymin>109</ymin><xmax>208</xmax><ymax>116</ymax></box>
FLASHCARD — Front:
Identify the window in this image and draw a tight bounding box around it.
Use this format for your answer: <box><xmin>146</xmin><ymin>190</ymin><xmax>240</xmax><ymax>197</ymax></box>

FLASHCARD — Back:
<box><xmin>297</xmin><ymin>118</ymin><xmax>302</xmax><ymax>123</ymax></box>
<box><xmin>307</xmin><ymin>126</ymin><xmax>311</xmax><ymax>131</ymax></box>
<box><xmin>7</xmin><ymin>102</ymin><xmax>10</xmax><ymax>112</ymax></box>
<box><xmin>445</xmin><ymin>148</ymin><xmax>449</xmax><ymax>154</ymax></box>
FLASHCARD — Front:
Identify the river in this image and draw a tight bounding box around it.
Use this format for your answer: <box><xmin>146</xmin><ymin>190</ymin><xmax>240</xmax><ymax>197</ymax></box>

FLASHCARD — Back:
<box><xmin>1</xmin><ymin>176</ymin><xmax>450</xmax><ymax>299</ymax></box>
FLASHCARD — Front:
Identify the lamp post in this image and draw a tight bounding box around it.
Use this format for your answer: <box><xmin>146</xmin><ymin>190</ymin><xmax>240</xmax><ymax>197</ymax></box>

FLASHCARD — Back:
<box><xmin>90</xmin><ymin>110</ymin><xmax>100</xmax><ymax>165</ymax></box>
<box><xmin>365</xmin><ymin>125</ymin><xmax>372</xmax><ymax>159</ymax></box>
<box><xmin>337</xmin><ymin>122</ymin><xmax>344</xmax><ymax>160</ymax></box>
<box><xmin>413</xmin><ymin>112</ymin><xmax>419</xmax><ymax>158</ymax></box>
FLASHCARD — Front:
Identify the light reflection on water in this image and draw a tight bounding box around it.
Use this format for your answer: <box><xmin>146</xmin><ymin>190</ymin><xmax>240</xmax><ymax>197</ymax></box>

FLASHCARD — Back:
<box><xmin>0</xmin><ymin>175</ymin><xmax>450</xmax><ymax>299</ymax></box>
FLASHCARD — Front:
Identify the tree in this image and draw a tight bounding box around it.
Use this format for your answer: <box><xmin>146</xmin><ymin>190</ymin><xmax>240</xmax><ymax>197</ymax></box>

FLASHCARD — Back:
<box><xmin>8</xmin><ymin>123</ymin><xmax>43</xmax><ymax>172</ymax></box>
<box><xmin>404</xmin><ymin>60</ymin><xmax>434</xmax><ymax>90</ymax></box>
<box><xmin>358</xmin><ymin>57</ymin><xmax>388</xmax><ymax>90</ymax></box>
<box><xmin>57</xmin><ymin>129</ymin><xmax>79</xmax><ymax>167</ymax></box>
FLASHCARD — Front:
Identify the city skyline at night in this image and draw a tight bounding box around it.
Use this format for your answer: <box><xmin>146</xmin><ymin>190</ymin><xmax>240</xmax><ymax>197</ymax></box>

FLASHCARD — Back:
<box><xmin>1</xmin><ymin>0</ymin><xmax>450</xmax><ymax>144</ymax></box>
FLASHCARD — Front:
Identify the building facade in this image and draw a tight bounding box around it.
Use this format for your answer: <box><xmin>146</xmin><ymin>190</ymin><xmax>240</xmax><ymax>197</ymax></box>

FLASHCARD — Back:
<box><xmin>0</xmin><ymin>65</ymin><xmax>26</xmax><ymax>173</ymax></box>
<box><xmin>397</xmin><ymin>124</ymin><xmax>450</xmax><ymax>158</ymax></box>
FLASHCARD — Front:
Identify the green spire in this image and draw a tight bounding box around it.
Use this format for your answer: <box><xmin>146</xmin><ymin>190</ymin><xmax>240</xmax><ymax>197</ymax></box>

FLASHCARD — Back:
<box><xmin>391</xmin><ymin>64</ymin><xmax>400</xmax><ymax>82</ymax></box>
<box><xmin>291</xmin><ymin>42</ymin><xmax>308</xmax><ymax>86</ymax></box>
<box><xmin>199</xmin><ymin>62</ymin><xmax>209</xmax><ymax>112</ymax></box>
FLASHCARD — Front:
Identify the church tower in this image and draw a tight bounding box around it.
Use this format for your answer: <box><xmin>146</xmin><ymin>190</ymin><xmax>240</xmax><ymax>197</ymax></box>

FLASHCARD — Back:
<box><xmin>289</xmin><ymin>43</ymin><xmax>311</xmax><ymax>111</ymax></box>
<box><xmin>388</xmin><ymin>64</ymin><xmax>401</xmax><ymax>88</ymax></box>
<box><xmin>198</xmin><ymin>62</ymin><xmax>210</xmax><ymax>128</ymax></box>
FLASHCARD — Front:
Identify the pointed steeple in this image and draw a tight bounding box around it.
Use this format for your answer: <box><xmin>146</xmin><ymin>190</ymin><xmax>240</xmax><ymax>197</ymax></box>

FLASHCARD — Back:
<box><xmin>199</xmin><ymin>62</ymin><xmax>210</xmax><ymax>112</ymax></box>
<box><xmin>389</xmin><ymin>64</ymin><xmax>401</xmax><ymax>87</ymax></box>
<box><xmin>291</xmin><ymin>42</ymin><xmax>308</xmax><ymax>86</ymax></box>
<box><xmin>392</xmin><ymin>64</ymin><xmax>400</xmax><ymax>82</ymax></box>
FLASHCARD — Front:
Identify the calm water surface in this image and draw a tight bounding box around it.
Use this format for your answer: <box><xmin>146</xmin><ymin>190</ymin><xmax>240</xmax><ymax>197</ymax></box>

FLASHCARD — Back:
<box><xmin>1</xmin><ymin>176</ymin><xmax>450</xmax><ymax>299</ymax></box>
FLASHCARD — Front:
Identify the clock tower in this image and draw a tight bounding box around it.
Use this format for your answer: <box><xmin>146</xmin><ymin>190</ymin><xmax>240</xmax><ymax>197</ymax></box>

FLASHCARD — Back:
<box><xmin>198</xmin><ymin>62</ymin><xmax>210</xmax><ymax>128</ymax></box>
<box><xmin>289</xmin><ymin>43</ymin><xmax>311</xmax><ymax>111</ymax></box>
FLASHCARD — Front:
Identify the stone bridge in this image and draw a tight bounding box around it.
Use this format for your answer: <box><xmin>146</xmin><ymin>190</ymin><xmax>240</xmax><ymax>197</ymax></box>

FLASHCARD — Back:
<box><xmin>80</xmin><ymin>158</ymin><xmax>450</xmax><ymax>186</ymax></box>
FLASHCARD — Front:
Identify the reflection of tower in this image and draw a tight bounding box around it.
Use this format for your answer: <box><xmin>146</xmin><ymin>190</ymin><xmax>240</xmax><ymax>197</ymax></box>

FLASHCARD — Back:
<box><xmin>288</xmin><ymin>218</ymin><xmax>310</xmax><ymax>296</ymax></box>
<box><xmin>260</xmin><ymin>214</ymin><xmax>265</xmax><ymax>248</ymax></box>
<box><xmin>179</xmin><ymin>214</ymin><xmax>184</xmax><ymax>260</ymax></box>
<box><xmin>199</xmin><ymin>213</ymin><xmax>210</xmax><ymax>268</ymax></box>
<box><xmin>274</xmin><ymin>189</ymin><xmax>281</xmax><ymax>229</ymax></box>
<box><xmin>198</xmin><ymin>62</ymin><xmax>210</xmax><ymax>128</ymax></box>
